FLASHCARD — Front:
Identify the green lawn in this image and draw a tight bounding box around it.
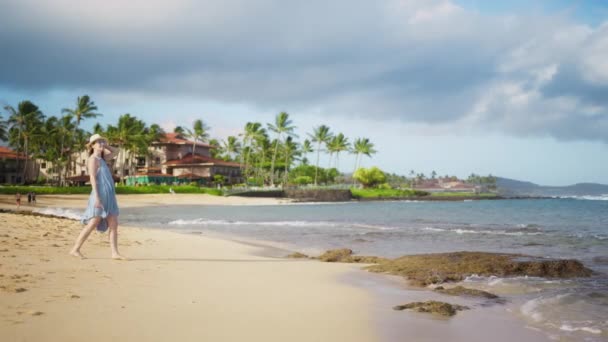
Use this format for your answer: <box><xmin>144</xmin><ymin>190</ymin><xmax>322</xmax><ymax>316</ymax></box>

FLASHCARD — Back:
<box><xmin>0</xmin><ymin>185</ymin><xmax>223</xmax><ymax>196</ymax></box>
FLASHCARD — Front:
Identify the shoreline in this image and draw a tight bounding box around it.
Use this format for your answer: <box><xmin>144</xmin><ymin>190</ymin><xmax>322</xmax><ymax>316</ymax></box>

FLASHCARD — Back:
<box><xmin>2</xmin><ymin>195</ymin><xmax>600</xmax><ymax>341</ymax></box>
<box><xmin>0</xmin><ymin>211</ymin><xmax>377</xmax><ymax>342</ymax></box>
<box><xmin>0</xmin><ymin>209</ymin><xmax>554</xmax><ymax>342</ymax></box>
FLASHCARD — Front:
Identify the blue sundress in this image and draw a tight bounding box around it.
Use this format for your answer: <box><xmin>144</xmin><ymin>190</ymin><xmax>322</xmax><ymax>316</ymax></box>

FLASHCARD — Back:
<box><xmin>81</xmin><ymin>156</ymin><xmax>119</xmax><ymax>232</ymax></box>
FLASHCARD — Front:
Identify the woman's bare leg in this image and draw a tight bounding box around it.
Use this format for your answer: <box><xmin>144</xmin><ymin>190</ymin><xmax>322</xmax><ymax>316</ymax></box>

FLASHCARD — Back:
<box><xmin>69</xmin><ymin>217</ymin><xmax>101</xmax><ymax>258</ymax></box>
<box><xmin>107</xmin><ymin>215</ymin><xmax>126</xmax><ymax>260</ymax></box>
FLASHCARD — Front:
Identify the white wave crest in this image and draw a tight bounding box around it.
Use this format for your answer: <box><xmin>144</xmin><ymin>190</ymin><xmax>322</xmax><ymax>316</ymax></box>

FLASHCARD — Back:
<box><xmin>422</xmin><ymin>227</ymin><xmax>543</xmax><ymax>236</ymax></box>
<box><xmin>558</xmin><ymin>194</ymin><xmax>608</xmax><ymax>201</ymax></box>
<box><xmin>168</xmin><ymin>218</ymin><xmax>395</xmax><ymax>230</ymax></box>
<box><xmin>560</xmin><ymin>324</ymin><xmax>602</xmax><ymax>334</ymax></box>
<box><xmin>33</xmin><ymin>207</ymin><xmax>81</xmax><ymax>220</ymax></box>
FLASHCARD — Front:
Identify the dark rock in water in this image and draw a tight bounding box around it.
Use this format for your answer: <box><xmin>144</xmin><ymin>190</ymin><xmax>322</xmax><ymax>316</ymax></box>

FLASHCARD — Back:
<box><xmin>316</xmin><ymin>249</ymin><xmax>387</xmax><ymax>264</ymax></box>
<box><xmin>317</xmin><ymin>248</ymin><xmax>354</xmax><ymax>262</ymax></box>
<box><xmin>365</xmin><ymin>251</ymin><xmax>593</xmax><ymax>286</ymax></box>
<box><xmin>393</xmin><ymin>300</ymin><xmax>469</xmax><ymax>316</ymax></box>
<box><xmin>286</xmin><ymin>252</ymin><xmax>309</xmax><ymax>259</ymax></box>
<box><xmin>522</xmin><ymin>242</ymin><xmax>544</xmax><ymax>247</ymax></box>
<box><xmin>434</xmin><ymin>285</ymin><xmax>498</xmax><ymax>299</ymax></box>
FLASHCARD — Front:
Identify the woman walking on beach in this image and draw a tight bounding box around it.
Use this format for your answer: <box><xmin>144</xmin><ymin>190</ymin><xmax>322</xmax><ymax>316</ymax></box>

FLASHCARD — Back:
<box><xmin>70</xmin><ymin>134</ymin><xmax>126</xmax><ymax>260</ymax></box>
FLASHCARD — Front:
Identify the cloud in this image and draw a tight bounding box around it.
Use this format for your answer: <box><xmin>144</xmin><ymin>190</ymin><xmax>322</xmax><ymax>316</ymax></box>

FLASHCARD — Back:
<box><xmin>1</xmin><ymin>0</ymin><xmax>607</xmax><ymax>142</ymax></box>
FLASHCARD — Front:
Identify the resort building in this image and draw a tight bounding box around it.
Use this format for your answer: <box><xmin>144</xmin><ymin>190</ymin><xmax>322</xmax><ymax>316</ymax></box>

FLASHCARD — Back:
<box><xmin>4</xmin><ymin>133</ymin><xmax>242</xmax><ymax>186</ymax></box>
<box><xmin>0</xmin><ymin>146</ymin><xmax>27</xmax><ymax>184</ymax></box>
<box><xmin>125</xmin><ymin>133</ymin><xmax>242</xmax><ymax>185</ymax></box>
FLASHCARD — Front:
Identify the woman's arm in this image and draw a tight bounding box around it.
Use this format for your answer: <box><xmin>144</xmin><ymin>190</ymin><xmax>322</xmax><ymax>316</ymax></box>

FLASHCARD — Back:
<box><xmin>88</xmin><ymin>156</ymin><xmax>102</xmax><ymax>208</ymax></box>
<box><xmin>103</xmin><ymin>145</ymin><xmax>118</xmax><ymax>161</ymax></box>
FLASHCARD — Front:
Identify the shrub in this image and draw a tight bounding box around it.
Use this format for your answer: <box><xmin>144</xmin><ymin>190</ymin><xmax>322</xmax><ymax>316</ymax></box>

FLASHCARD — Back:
<box><xmin>289</xmin><ymin>165</ymin><xmax>338</xmax><ymax>184</ymax></box>
<box><xmin>294</xmin><ymin>176</ymin><xmax>313</xmax><ymax>185</ymax></box>
<box><xmin>377</xmin><ymin>183</ymin><xmax>392</xmax><ymax>190</ymax></box>
<box><xmin>247</xmin><ymin>177</ymin><xmax>263</xmax><ymax>186</ymax></box>
<box><xmin>353</xmin><ymin>167</ymin><xmax>386</xmax><ymax>188</ymax></box>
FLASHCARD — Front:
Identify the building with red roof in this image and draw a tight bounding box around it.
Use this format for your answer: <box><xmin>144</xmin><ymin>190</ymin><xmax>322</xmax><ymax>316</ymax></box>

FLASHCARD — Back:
<box><xmin>124</xmin><ymin>133</ymin><xmax>242</xmax><ymax>185</ymax></box>
<box><xmin>0</xmin><ymin>146</ymin><xmax>27</xmax><ymax>184</ymax></box>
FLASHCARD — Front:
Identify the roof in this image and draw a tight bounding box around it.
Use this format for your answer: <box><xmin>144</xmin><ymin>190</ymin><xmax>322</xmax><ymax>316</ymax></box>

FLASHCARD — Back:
<box><xmin>0</xmin><ymin>146</ymin><xmax>26</xmax><ymax>160</ymax></box>
<box><xmin>154</xmin><ymin>133</ymin><xmax>212</xmax><ymax>148</ymax></box>
<box><xmin>164</xmin><ymin>153</ymin><xmax>241</xmax><ymax>168</ymax></box>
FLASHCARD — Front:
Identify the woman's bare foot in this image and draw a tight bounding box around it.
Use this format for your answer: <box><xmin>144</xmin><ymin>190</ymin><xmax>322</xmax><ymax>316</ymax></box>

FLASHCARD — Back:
<box><xmin>69</xmin><ymin>250</ymin><xmax>86</xmax><ymax>259</ymax></box>
<box><xmin>111</xmin><ymin>254</ymin><xmax>128</xmax><ymax>261</ymax></box>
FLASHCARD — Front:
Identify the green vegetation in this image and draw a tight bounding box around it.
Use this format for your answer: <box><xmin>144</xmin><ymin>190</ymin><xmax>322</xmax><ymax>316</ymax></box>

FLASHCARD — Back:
<box><xmin>351</xmin><ymin>188</ymin><xmax>428</xmax><ymax>198</ymax></box>
<box><xmin>0</xmin><ymin>185</ymin><xmax>223</xmax><ymax>195</ymax></box>
<box><xmin>1</xmin><ymin>95</ymin><xmax>380</xmax><ymax>187</ymax></box>
<box><xmin>352</xmin><ymin>167</ymin><xmax>386</xmax><ymax>188</ymax></box>
<box><xmin>288</xmin><ymin>165</ymin><xmax>339</xmax><ymax>185</ymax></box>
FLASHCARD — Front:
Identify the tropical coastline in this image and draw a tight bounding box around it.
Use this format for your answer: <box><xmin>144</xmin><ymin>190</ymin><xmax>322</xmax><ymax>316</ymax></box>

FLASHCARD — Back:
<box><xmin>2</xmin><ymin>195</ymin><xmax>606</xmax><ymax>341</ymax></box>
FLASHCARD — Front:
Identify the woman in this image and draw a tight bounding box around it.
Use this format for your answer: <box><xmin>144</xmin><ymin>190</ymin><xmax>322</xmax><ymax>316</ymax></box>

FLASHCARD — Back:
<box><xmin>70</xmin><ymin>134</ymin><xmax>126</xmax><ymax>260</ymax></box>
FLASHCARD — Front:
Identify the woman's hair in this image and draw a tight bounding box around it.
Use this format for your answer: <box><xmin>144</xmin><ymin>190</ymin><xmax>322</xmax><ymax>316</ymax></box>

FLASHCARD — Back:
<box><xmin>87</xmin><ymin>140</ymin><xmax>105</xmax><ymax>158</ymax></box>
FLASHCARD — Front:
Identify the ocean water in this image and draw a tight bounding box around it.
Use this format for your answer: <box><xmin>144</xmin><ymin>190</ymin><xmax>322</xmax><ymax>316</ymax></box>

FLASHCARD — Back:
<box><xmin>53</xmin><ymin>197</ymin><xmax>608</xmax><ymax>341</ymax></box>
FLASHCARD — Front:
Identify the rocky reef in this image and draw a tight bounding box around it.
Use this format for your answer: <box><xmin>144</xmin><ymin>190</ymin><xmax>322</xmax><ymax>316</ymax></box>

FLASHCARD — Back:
<box><xmin>393</xmin><ymin>300</ymin><xmax>469</xmax><ymax>316</ymax></box>
<box><xmin>363</xmin><ymin>251</ymin><xmax>593</xmax><ymax>286</ymax></box>
<box><xmin>315</xmin><ymin>248</ymin><xmax>388</xmax><ymax>264</ymax></box>
<box><xmin>433</xmin><ymin>285</ymin><xmax>498</xmax><ymax>299</ymax></box>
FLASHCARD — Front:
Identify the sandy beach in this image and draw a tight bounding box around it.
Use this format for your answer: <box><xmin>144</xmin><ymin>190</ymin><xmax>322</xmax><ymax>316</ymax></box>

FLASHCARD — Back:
<box><xmin>0</xmin><ymin>200</ymin><xmax>377</xmax><ymax>341</ymax></box>
<box><xmin>0</xmin><ymin>193</ymin><xmax>293</xmax><ymax>212</ymax></box>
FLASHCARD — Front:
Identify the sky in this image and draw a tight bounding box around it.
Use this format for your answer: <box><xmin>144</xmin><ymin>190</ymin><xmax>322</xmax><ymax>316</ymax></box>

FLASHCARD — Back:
<box><xmin>1</xmin><ymin>0</ymin><xmax>607</xmax><ymax>186</ymax></box>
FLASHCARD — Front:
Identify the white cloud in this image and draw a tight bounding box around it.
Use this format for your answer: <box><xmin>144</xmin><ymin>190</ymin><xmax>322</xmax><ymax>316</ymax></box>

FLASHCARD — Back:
<box><xmin>1</xmin><ymin>0</ymin><xmax>607</xmax><ymax>143</ymax></box>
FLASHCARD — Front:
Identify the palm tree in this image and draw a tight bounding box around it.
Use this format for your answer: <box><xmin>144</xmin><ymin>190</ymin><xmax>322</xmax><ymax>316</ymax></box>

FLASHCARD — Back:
<box><xmin>5</xmin><ymin>101</ymin><xmax>44</xmax><ymax>183</ymax></box>
<box><xmin>351</xmin><ymin>137</ymin><xmax>377</xmax><ymax>173</ymax></box>
<box><xmin>283</xmin><ymin>136</ymin><xmax>300</xmax><ymax>184</ymax></box>
<box><xmin>106</xmin><ymin>114</ymin><xmax>148</xmax><ymax>182</ymax></box>
<box><xmin>240</xmin><ymin>122</ymin><xmax>265</xmax><ymax>178</ymax></box>
<box><xmin>93</xmin><ymin>122</ymin><xmax>105</xmax><ymax>134</ymax></box>
<box><xmin>300</xmin><ymin>139</ymin><xmax>313</xmax><ymax>165</ymax></box>
<box><xmin>267</xmin><ymin>112</ymin><xmax>297</xmax><ymax>186</ymax></box>
<box><xmin>308</xmin><ymin>125</ymin><xmax>332</xmax><ymax>185</ymax></box>
<box><xmin>209</xmin><ymin>138</ymin><xmax>221</xmax><ymax>159</ymax></box>
<box><xmin>173</xmin><ymin>126</ymin><xmax>185</xmax><ymax>135</ymax></box>
<box><xmin>222</xmin><ymin>136</ymin><xmax>241</xmax><ymax>161</ymax></box>
<box><xmin>59</xmin><ymin>95</ymin><xmax>101</xmax><ymax>184</ymax></box>
<box><xmin>61</xmin><ymin>95</ymin><xmax>101</xmax><ymax>128</ymax></box>
<box><xmin>57</xmin><ymin>114</ymin><xmax>76</xmax><ymax>185</ymax></box>
<box><xmin>329</xmin><ymin>133</ymin><xmax>349</xmax><ymax>170</ymax></box>
<box><xmin>409</xmin><ymin>170</ymin><xmax>416</xmax><ymax>188</ymax></box>
<box><xmin>184</xmin><ymin>119</ymin><xmax>210</xmax><ymax>181</ymax></box>
<box><xmin>0</xmin><ymin>115</ymin><xmax>7</xmax><ymax>141</ymax></box>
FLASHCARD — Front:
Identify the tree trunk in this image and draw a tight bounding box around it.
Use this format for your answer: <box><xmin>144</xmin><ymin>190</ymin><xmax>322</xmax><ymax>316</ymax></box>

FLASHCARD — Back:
<box><xmin>315</xmin><ymin>143</ymin><xmax>321</xmax><ymax>185</ymax></box>
<box><xmin>270</xmin><ymin>138</ymin><xmax>280</xmax><ymax>185</ymax></box>
<box><xmin>21</xmin><ymin>137</ymin><xmax>29</xmax><ymax>184</ymax></box>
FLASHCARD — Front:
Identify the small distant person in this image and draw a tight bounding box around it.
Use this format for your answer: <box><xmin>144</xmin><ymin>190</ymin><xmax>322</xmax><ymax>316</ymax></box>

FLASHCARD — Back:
<box><xmin>70</xmin><ymin>134</ymin><xmax>126</xmax><ymax>260</ymax></box>
<box><xmin>15</xmin><ymin>192</ymin><xmax>21</xmax><ymax>209</ymax></box>
<box><xmin>169</xmin><ymin>187</ymin><xmax>175</xmax><ymax>195</ymax></box>
<box><xmin>27</xmin><ymin>192</ymin><xmax>32</xmax><ymax>204</ymax></box>
<box><xmin>32</xmin><ymin>192</ymin><xmax>36</xmax><ymax>205</ymax></box>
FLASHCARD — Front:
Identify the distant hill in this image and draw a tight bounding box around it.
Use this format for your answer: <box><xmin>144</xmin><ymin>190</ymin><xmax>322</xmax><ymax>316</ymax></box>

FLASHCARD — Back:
<box><xmin>496</xmin><ymin>177</ymin><xmax>608</xmax><ymax>197</ymax></box>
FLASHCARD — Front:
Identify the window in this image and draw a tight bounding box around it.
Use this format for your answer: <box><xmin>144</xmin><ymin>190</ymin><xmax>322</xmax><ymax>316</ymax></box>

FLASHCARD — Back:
<box><xmin>81</xmin><ymin>170</ymin><xmax>85</xmax><ymax>176</ymax></box>
<box><xmin>137</xmin><ymin>157</ymin><xmax>146</xmax><ymax>166</ymax></box>
<box><xmin>124</xmin><ymin>169</ymin><xmax>129</xmax><ymax>176</ymax></box>
<box><xmin>155</xmin><ymin>157</ymin><xmax>160</xmax><ymax>165</ymax></box>
<box><xmin>41</xmin><ymin>163</ymin><xmax>46</xmax><ymax>169</ymax></box>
